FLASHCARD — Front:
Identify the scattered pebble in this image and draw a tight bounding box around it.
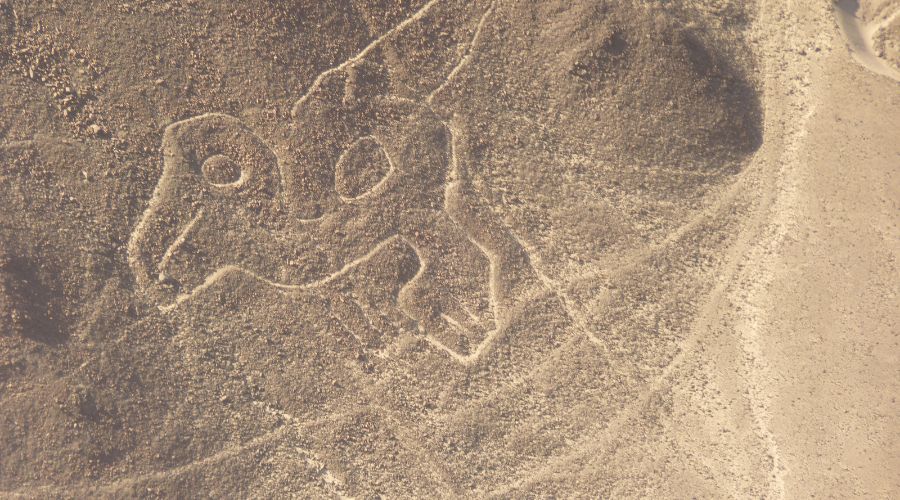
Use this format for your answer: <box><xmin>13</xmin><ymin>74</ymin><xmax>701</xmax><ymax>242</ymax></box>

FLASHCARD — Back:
<box><xmin>86</xmin><ymin>123</ymin><xmax>107</xmax><ymax>137</ymax></box>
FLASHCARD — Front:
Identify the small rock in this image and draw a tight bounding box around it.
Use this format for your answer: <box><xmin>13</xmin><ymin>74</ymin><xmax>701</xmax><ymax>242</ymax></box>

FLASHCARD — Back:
<box><xmin>86</xmin><ymin>123</ymin><xmax>106</xmax><ymax>137</ymax></box>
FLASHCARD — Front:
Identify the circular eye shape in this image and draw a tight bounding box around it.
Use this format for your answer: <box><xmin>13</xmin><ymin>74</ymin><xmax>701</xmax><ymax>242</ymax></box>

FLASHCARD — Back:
<box><xmin>201</xmin><ymin>154</ymin><xmax>242</xmax><ymax>186</ymax></box>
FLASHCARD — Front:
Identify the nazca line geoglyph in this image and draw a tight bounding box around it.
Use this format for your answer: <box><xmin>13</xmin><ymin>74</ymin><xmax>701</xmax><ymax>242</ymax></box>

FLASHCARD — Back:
<box><xmin>126</xmin><ymin>1</ymin><xmax>548</xmax><ymax>365</ymax></box>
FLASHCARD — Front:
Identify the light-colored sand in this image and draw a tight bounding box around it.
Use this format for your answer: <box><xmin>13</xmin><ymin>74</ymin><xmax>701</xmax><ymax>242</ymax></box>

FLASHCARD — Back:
<box><xmin>0</xmin><ymin>0</ymin><xmax>897</xmax><ymax>497</ymax></box>
<box><xmin>835</xmin><ymin>0</ymin><xmax>900</xmax><ymax>79</ymax></box>
<box><xmin>721</xmin><ymin>0</ymin><xmax>900</xmax><ymax>496</ymax></box>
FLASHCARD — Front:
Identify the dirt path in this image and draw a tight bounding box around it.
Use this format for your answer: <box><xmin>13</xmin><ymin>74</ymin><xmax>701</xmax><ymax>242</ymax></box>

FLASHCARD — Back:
<box><xmin>719</xmin><ymin>0</ymin><xmax>900</xmax><ymax>496</ymax></box>
<box><xmin>835</xmin><ymin>0</ymin><xmax>900</xmax><ymax>80</ymax></box>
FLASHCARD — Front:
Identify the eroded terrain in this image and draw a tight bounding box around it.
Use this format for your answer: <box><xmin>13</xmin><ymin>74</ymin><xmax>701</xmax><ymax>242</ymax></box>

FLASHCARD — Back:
<box><xmin>1</xmin><ymin>0</ymin><xmax>897</xmax><ymax>497</ymax></box>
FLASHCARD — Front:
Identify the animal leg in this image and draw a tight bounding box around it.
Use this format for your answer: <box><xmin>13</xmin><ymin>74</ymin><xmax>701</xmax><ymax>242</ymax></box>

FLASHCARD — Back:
<box><xmin>444</xmin><ymin>120</ymin><xmax>541</xmax><ymax>322</ymax></box>
<box><xmin>397</xmin><ymin>212</ymin><xmax>495</xmax><ymax>357</ymax></box>
<box><xmin>320</xmin><ymin>236</ymin><xmax>420</xmax><ymax>352</ymax></box>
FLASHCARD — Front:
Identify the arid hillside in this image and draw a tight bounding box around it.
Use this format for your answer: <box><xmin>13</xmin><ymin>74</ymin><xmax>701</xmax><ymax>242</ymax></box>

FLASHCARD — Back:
<box><xmin>1</xmin><ymin>0</ymin><xmax>897</xmax><ymax>497</ymax></box>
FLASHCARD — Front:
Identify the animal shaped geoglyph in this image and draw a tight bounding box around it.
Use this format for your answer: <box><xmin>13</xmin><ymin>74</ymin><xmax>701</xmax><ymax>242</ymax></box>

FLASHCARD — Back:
<box><xmin>127</xmin><ymin>1</ymin><xmax>540</xmax><ymax>362</ymax></box>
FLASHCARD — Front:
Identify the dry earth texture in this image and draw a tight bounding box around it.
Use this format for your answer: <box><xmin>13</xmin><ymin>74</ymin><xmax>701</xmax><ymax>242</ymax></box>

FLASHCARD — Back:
<box><xmin>0</xmin><ymin>0</ymin><xmax>897</xmax><ymax>498</ymax></box>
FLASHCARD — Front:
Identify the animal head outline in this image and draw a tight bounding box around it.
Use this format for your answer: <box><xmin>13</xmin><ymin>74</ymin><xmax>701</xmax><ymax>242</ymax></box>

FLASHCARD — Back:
<box><xmin>128</xmin><ymin>0</ymin><xmax>498</xmax><ymax>309</ymax></box>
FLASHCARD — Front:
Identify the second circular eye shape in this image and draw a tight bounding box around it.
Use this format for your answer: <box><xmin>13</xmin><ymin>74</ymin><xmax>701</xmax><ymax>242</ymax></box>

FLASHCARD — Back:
<box><xmin>201</xmin><ymin>154</ymin><xmax>242</xmax><ymax>186</ymax></box>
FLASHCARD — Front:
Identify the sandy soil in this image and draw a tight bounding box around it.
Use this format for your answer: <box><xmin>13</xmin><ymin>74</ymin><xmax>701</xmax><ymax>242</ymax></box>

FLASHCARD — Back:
<box><xmin>836</xmin><ymin>0</ymin><xmax>900</xmax><ymax>79</ymax></box>
<box><xmin>0</xmin><ymin>0</ymin><xmax>897</xmax><ymax>497</ymax></box>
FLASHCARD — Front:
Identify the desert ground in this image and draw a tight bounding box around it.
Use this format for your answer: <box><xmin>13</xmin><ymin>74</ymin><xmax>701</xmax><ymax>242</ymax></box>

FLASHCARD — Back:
<box><xmin>1</xmin><ymin>0</ymin><xmax>898</xmax><ymax>497</ymax></box>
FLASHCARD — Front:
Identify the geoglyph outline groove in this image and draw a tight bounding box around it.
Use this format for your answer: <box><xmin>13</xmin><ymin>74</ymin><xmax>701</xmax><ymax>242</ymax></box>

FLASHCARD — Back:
<box><xmin>0</xmin><ymin>1</ymin><xmax>796</xmax><ymax>495</ymax></box>
<box><xmin>126</xmin><ymin>1</ymin><xmax>530</xmax><ymax>365</ymax></box>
